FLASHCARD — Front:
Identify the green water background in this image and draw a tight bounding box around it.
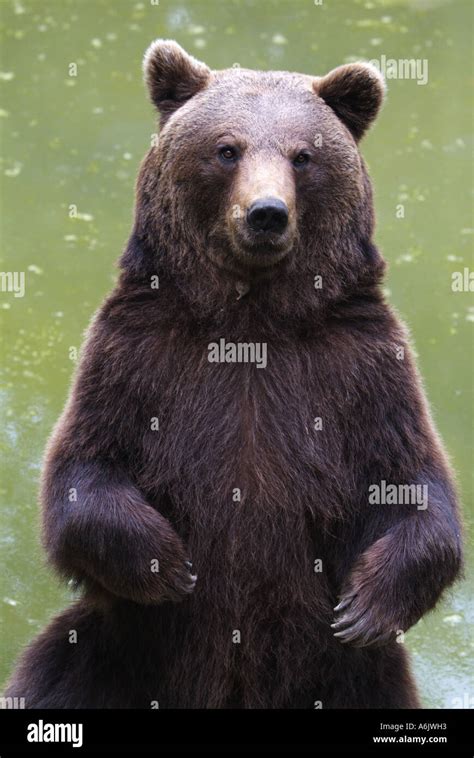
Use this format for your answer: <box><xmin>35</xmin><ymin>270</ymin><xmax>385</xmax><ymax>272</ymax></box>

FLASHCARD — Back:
<box><xmin>0</xmin><ymin>0</ymin><xmax>472</xmax><ymax>707</ymax></box>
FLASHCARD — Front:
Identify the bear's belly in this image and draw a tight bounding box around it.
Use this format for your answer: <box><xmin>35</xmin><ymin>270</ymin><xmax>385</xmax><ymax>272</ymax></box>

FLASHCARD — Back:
<box><xmin>137</xmin><ymin>356</ymin><xmax>349</xmax><ymax>617</ymax></box>
<box><xmin>122</xmin><ymin>347</ymin><xmax>370</xmax><ymax>706</ymax></box>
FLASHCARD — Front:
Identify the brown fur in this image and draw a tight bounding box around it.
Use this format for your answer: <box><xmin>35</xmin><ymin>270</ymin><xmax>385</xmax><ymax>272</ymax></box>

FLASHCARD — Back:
<box><xmin>4</xmin><ymin>42</ymin><xmax>462</xmax><ymax>709</ymax></box>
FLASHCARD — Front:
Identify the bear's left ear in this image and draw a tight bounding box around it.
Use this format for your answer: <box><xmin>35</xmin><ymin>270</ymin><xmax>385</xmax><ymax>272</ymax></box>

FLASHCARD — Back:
<box><xmin>143</xmin><ymin>39</ymin><xmax>211</xmax><ymax>120</ymax></box>
<box><xmin>314</xmin><ymin>62</ymin><xmax>385</xmax><ymax>141</ymax></box>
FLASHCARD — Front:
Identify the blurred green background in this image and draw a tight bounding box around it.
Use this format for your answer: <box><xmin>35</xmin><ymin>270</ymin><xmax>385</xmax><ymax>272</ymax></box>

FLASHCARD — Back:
<box><xmin>0</xmin><ymin>0</ymin><xmax>472</xmax><ymax>707</ymax></box>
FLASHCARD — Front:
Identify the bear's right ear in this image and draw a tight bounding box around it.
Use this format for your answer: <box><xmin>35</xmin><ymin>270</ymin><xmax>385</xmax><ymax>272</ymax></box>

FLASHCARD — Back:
<box><xmin>143</xmin><ymin>39</ymin><xmax>210</xmax><ymax>121</ymax></box>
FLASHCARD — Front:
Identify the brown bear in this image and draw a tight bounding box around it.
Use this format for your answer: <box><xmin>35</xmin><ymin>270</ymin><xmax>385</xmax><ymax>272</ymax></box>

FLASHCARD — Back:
<box><xmin>5</xmin><ymin>40</ymin><xmax>462</xmax><ymax>709</ymax></box>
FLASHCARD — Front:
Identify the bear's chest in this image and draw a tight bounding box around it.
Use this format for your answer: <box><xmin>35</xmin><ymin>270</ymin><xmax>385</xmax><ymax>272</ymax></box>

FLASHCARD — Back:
<box><xmin>126</xmin><ymin>327</ymin><xmax>366</xmax><ymax>592</ymax></box>
<box><xmin>134</xmin><ymin>332</ymin><xmax>354</xmax><ymax>520</ymax></box>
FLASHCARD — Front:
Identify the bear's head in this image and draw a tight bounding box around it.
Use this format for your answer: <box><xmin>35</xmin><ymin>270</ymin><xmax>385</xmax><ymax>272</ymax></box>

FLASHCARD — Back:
<box><xmin>122</xmin><ymin>40</ymin><xmax>386</xmax><ymax>321</ymax></box>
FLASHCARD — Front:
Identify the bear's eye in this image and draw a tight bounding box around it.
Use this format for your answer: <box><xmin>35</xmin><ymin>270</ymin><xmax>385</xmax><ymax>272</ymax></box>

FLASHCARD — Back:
<box><xmin>292</xmin><ymin>151</ymin><xmax>310</xmax><ymax>168</ymax></box>
<box><xmin>218</xmin><ymin>145</ymin><xmax>238</xmax><ymax>163</ymax></box>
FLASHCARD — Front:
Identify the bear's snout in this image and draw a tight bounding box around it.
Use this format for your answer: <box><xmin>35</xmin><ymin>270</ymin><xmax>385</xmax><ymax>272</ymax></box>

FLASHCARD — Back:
<box><xmin>246</xmin><ymin>197</ymin><xmax>289</xmax><ymax>235</ymax></box>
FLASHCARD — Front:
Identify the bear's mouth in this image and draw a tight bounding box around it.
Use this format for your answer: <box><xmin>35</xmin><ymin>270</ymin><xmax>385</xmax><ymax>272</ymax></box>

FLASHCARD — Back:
<box><xmin>205</xmin><ymin>224</ymin><xmax>295</xmax><ymax>278</ymax></box>
<box><xmin>229</xmin><ymin>227</ymin><xmax>294</xmax><ymax>270</ymax></box>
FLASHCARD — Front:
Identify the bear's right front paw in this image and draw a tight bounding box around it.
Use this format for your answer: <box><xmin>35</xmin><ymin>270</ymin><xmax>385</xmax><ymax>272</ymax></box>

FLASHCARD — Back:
<box><xmin>79</xmin><ymin>510</ymin><xmax>198</xmax><ymax>605</ymax></box>
<box><xmin>160</xmin><ymin>558</ymin><xmax>198</xmax><ymax>602</ymax></box>
<box><xmin>134</xmin><ymin>548</ymin><xmax>198</xmax><ymax>605</ymax></box>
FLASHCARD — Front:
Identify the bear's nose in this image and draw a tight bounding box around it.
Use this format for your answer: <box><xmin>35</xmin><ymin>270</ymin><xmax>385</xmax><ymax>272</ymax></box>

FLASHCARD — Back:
<box><xmin>246</xmin><ymin>198</ymin><xmax>289</xmax><ymax>234</ymax></box>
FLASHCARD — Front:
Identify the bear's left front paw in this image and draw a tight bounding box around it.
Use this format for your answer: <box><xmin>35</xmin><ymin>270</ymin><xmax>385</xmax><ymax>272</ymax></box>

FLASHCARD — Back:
<box><xmin>331</xmin><ymin>590</ymin><xmax>401</xmax><ymax>648</ymax></box>
<box><xmin>330</xmin><ymin>533</ymin><xmax>413</xmax><ymax>648</ymax></box>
